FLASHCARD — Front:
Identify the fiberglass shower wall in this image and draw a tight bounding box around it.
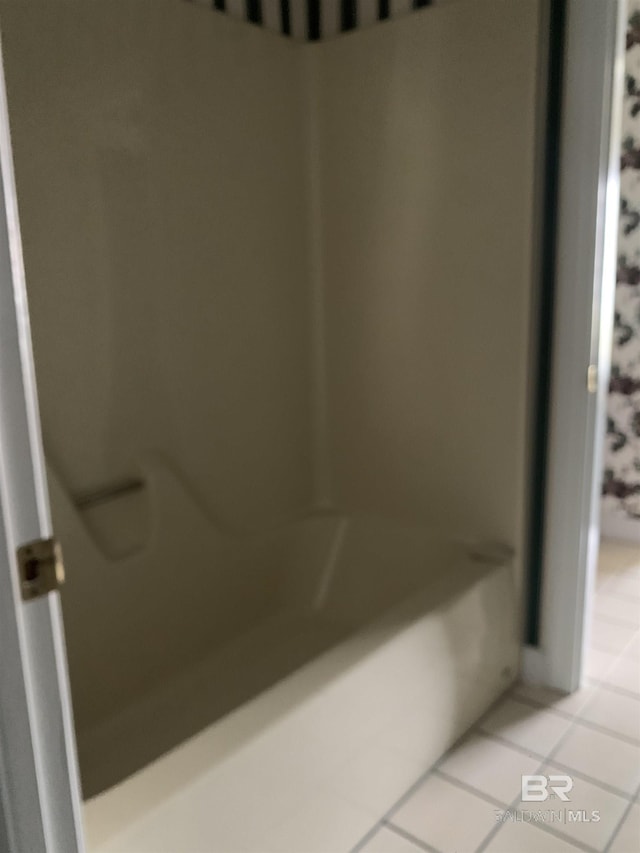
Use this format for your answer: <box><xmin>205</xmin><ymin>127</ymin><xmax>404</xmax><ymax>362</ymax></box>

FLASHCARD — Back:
<box><xmin>0</xmin><ymin>0</ymin><xmax>540</xmax><ymax>797</ymax></box>
<box><xmin>0</xmin><ymin>1</ymin><xmax>313</xmax><ymax>790</ymax></box>
<box><xmin>316</xmin><ymin>10</ymin><xmax>537</xmax><ymax>545</ymax></box>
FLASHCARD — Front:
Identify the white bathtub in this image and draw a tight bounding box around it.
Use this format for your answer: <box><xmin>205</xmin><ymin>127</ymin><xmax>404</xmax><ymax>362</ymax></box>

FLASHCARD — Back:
<box><xmin>82</xmin><ymin>548</ymin><xmax>519</xmax><ymax>853</ymax></box>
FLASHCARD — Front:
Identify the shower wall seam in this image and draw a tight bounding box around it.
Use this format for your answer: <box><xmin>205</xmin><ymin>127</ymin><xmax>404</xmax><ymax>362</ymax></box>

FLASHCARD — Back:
<box><xmin>302</xmin><ymin>46</ymin><xmax>332</xmax><ymax>512</ymax></box>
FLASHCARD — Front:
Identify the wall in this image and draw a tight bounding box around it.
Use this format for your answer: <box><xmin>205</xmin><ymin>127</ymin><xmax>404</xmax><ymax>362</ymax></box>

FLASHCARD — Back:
<box><xmin>0</xmin><ymin>0</ymin><xmax>312</xmax><ymax>531</ymax></box>
<box><xmin>602</xmin><ymin>1</ymin><xmax>640</xmax><ymax>542</ymax></box>
<box><xmin>1</xmin><ymin>0</ymin><xmax>541</xmax><ymax>553</ymax></box>
<box><xmin>315</xmin><ymin>0</ymin><xmax>540</xmax><ymax>556</ymax></box>
<box><xmin>0</xmin><ymin>0</ymin><xmax>541</xmax><ymax>761</ymax></box>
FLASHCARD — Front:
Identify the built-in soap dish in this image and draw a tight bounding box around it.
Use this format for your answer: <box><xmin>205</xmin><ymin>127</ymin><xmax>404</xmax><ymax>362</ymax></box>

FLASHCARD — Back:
<box><xmin>467</xmin><ymin>540</ymin><xmax>515</xmax><ymax>566</ymax></box>
<box><xmin>73</xmin><ymin>476</ymin><xmax>148</xmax><ymax>560</ymax></box>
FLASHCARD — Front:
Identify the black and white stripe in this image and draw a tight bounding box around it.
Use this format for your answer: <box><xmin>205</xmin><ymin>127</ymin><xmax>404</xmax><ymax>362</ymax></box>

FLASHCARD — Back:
<box><xmin>194</xmin><ymin>0</ymin><xmax>435</xmax><ymax>41</ymax></box>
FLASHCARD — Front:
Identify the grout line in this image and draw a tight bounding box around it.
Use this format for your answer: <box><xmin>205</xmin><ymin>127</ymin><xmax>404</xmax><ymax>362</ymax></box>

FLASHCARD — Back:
<box><xmin>431</xmin><ymin>769</ymin><xmax>508</xmax><ymax>809</ymax></box>
<box><xmin>561</xmin><ymin>715</ymin><xmax>640</xmax><ymax>748</ymax></box>
<box><xmin>474</xmin><ymin>729</ymin><xmax>548</xmax><ymax>762</ymax></box>
<box><xmin>591</xmin><ymin>608</ymin><xmax>640</xmax><ymax>623</ymax></box>
<box><xmin>348</xmin><ymin>765</ymin><xmax>438</xmax><ymax>853</ymax></box>
<box><xmin>474</xmin><ymin>698</ymin><xmax>594</xmax><ymax>853</ymax></box>
<box><xmin>509</xmin><ymin>690</ymin><xmax>583</xmax><ymax>721</ymax></box>
<box><xmin>586</xmin><ymin>677</ymin><xmax>640</xmax><ymax>701</ymax></box>
<box><xmin>595</xmin><ymin>588</ymin><xmax>640</xmax><ymax>604</ymax></box>
<box><xmin>436</xmin><ymin>739</ymin><xmax>637</xmax><ymax>809</ymax></box>
<box><xmin>586</xmin><ymin>658</ymin><xmax>623</xmax><ymax>679</ymax></box>
<box><xmin>601</xmin><ymin>584</ymin><xmax>640</xmax><ymax>599</ymax></box>
<box><xmin>349</xmin><ymin>689</ymin><xmax>517</xmax><ymax>852</ymax></box>
<box><xmin>546</xmin><ymin>717</ymin><xmax>583</xmax><ymax>763</ymax></box>
<box><xmin>473</xmin><ymin>761</ymin><xmax>545</xmax><ymax>853</ymax></box>
<box><xmin>588</xmin><ymin>621</ymin><xmax>640</xmax><ymax>657</ymax></box>
<box><xmin>353</xmin><ymin>669</ymin><xmax>637</xmax><ymax>853</ymax></box>
<box><xmin>349</xmin><ymin>820</ymin><xmax>385</xmax><ymax>853</ymax></box>
<box><xmin>602</xmin><ymin>798</ymin><xmax>637</xmax><ymax>853</ymax></box>
<box><xmin>351</xmin><ymin>555</ymin><xmax>638</xmax><ymax>853</ymax></box>
<box><xmin>590</xmin><ymin>609</ymin><xmax>640</xmax><ymax>630</ymax></box>
<box><xmin>474</xmin><ymin>759</ymin><xmax>600</xmax><ymax>853</ymax></box>
<box><xmin>544</xmin><ymin>757</ymin><xmax>635</xmax><ymax>802</ymax></box>
<box><xmin>602</xmin><ymin>781</ymin><xmax>640</xmax><ymax>853</ymax></box>
<box><xmin>542</xmin><ymin>713</ymin><xmax>638</xmax><ymax>799</ymax></box>
<box><xmin>492</xmin><ymin>692</ymin><xmax>580</xmax><ymax>725</ymax></box>
<box><xmin>513</xmin><ymin>670</ymin><xmax>640</xmax><ymax>746</ymax></box>
<box><xmin>589</xmin><ymin>680</ymin><xmax>640</xmax><ymax>701</ymax></box>
<box><xmin>381</xmin><ymin>766</ymin><xmax>438</xmax><ymax>818</ymax></box>
<box><xmin>382</xmin><ymin>821</ymin><xmax>442</xmax><ymax>853</ymax></box>
<box><xmin>472</xmin><ymin>689</ymin><xmax>525</xmax><ymax>728</ymax></box>
<box><xmin>587</xmin><ymin>634</ymin><xmax>629</xmax><ymax>657</ymax></box>
<box><xmin>590</xmin><ymin>641</ymin><xmax>638</xmax><ymax>658</ymax></box>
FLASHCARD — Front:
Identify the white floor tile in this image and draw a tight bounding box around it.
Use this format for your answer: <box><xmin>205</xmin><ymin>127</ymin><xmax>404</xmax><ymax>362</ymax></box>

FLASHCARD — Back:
<box><xmin>586</xmin><ymin>648</ymin><xmax>620</xmax><ymax>682</ymax></box>
<box><xmin>579</xmin><ymin>685</ymin><xmax>640</xmax><ymax>743</ymax></box>
<box><xmin>609</xmin><ymin>801</ymin><xmax>640</xmax><ymax>853</ymax></box>
<box><xmin>511</xmin><ymin>682</ymin><xmax>595</xmax><ymax>717</ymax></box>
<box><xmin>626</xmin><ymin>633</ymin><xmax>640</xmax><ymax>660</ymax></box>
<box><xmin>606</xmin><ymin>573</ymin><xmax>640</xmax><ymax>601</ymax></box>
<box><xmin>518</xmin><ymin>761</ymin><xmax>630</xmax><ymax>850</ymax></box>
<box><xmin>478</xmin><ymin>697</ymin><xmax>572</xmax><ymax>757</ymax></box>
<box><xmin>360</xmin><ymin>826</ymin><xmax>427</xmax><ymax>853</ymax></box>
<box><xmin>391</xmin><ymin>774</ymin><xmax>497</xmax><ymax>853</ymax></box>
<box><xmin>597</xmin><ymin>570</ymin><xmax>615</xmax><ymax>590</ymax></box>
<box><xmin>553</xmin><ymin>722</ymin><xmax>640</xmax><ymax>796</ymax></box>
<box><xmin>483</xmin><ymin>819</ymin><xmax>584</xmax><ymax>852</ymax></box>
<box><xmin>620</xmin><ymin>564</ymin><xmax>640</xmax><ymax>580</ymax></box>
<box><xmin>593</xmin><ymin>594</ymin><xmax>640</xmax><ymax>629</ymax></box>
<box><xmin>263</xmin><ymin>788</ymin><xmax>375</xmax><ymax>853</ymax></box>
<box><xmin>437</xmin><ymin>732</ymin><xmax>539</xmax><ymax>805</ymax></box>
<box><xmin>589</xmin><ymin>617</ymin><xmax>639</xmax><ymax>656</ymax></box>
<box><xmin>604</xmin><ymin>655</ymin><xmax>640</xmax><ymax>696</ymax></box>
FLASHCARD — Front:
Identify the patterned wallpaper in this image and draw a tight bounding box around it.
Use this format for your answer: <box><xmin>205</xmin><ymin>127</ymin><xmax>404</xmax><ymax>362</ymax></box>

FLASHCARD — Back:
<box><xmin>189</xmin><ymin>0</ymin><xmax>436</xmax><ymax>41</ymax></box>
<box><xmin>602</xmin><ymin>3</ymin><xmax>640</xmax><ymax>529</ymax></box>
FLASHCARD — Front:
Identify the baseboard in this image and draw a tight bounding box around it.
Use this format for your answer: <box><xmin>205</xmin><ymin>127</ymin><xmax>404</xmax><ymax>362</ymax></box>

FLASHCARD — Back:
<box><xmin>520</xmin><ymin>644</ymin><xmax>551</xmax><ymax>687</ymax></box>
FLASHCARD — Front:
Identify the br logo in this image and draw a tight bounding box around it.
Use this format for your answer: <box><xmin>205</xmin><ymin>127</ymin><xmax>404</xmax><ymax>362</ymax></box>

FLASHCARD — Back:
<box><xmin>521</xmin><ymin>774</ymin><xmax>573</xmax><ymax>802</ymax></box>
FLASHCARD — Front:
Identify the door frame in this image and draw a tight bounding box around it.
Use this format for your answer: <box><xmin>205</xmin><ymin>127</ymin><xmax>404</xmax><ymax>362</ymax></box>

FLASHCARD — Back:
<box><xmin>522</xmin><ymin>0</ymin><xmax>626</xmax><ymax>691</ymax></box>
<box><xmin>0</xmin><ymin>30</ymin><xmax>85</xmax><ymax>853</ymax></box>
<box><xmin>0</xmin><ymin>0</ymin><xmax>627</xmax><ymax>849</ymax></box>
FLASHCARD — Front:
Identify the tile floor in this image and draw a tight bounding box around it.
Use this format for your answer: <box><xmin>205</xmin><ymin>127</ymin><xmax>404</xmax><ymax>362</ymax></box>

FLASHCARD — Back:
<box><xmin>348</xmin><ymin>539</ymin><xmax>640</xmax><ymax>853</ymax></box>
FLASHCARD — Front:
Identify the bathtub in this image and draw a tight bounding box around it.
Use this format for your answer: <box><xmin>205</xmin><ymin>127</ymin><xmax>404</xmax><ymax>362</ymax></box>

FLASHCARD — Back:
<box><xmin>63</xmin><ymin>457</ymin><xmax>519</xmax><ymax>852</ymax></box>
<box><xmin>46</xmin><ymin>455</ymin><xmax>519</xmax><ymax>850</ymax></box>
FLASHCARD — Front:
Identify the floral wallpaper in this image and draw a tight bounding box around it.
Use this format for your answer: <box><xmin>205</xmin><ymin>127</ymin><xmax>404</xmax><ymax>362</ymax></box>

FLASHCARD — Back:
<box><xmin>602</xmin><ymin>4</ymin><xmax>640</xmax><ymax>528</ymax></box>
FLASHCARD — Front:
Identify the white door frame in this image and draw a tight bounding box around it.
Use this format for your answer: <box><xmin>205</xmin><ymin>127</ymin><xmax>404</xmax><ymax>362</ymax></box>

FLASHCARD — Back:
<box><xmin>0</xmin><ymin>0</ymin><xmax>626</xmax><ymax>847</ymax></box>
<box><xmin>0</xmin><ymin>31</ymin><xmax>85</xmax><ymax>853</ymax></box>
<box><xmin>522</xmin><ymin>0</ymin><xmax>626</xmax><ymax>691</ymax></box>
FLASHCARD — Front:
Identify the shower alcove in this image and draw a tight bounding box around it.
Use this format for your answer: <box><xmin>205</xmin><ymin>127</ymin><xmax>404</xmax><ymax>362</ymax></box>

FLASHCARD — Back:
<box><xmin>0</xmin><ymin>0</ymin><xmax>541</xmax><ymax>850</ymax></box>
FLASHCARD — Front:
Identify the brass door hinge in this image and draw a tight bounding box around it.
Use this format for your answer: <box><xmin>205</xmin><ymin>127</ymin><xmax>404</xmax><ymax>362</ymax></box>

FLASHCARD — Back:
<box><xmin>17</xmin><ymin>537</ymin><xmax>65</xmax><ymax>601</ymax></box>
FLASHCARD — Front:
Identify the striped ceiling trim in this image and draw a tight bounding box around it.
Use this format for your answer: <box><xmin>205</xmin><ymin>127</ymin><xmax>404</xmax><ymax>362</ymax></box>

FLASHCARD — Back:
<box><xmin>189</xmin><ymin>0</ymin><xmax>438</xmax><ymax>42</ymax></box>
